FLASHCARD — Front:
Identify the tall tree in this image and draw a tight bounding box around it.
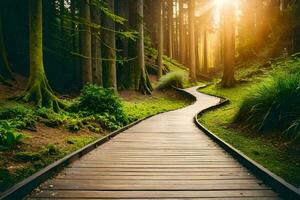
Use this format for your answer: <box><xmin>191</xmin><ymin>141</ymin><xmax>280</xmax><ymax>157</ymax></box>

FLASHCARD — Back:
<box><xmin>221</xmin><ymin>0</ymin><xmax>236</xmax><ymax>87</ymax></box>
<box><xmin>179</xmin><ymin>0</ymin><xmax>187</xmax><ymax>65</ymax></box>
<box><xmin>167</xmin><ymin>0</ymin><xmax>173</xmax><ymax>58</ymax></box>
<box><xmin>17</xmin><ymin>0</ymin><xmax>63</xmax><ymax>110</ymax></box>
<box><xmin>179</xmin><ymin>0</ymin><xmax>184</xmax><ymax>64</ymax></box>
<box><xmin>90</xmin><ymin>3</ymin><xmax>102</xmax><ymax>85</ymax></box>
<box><xmin>0</xmin><ymin>15</ymin><xmax>14</xmax><ymax>81</ymax></box>
<box><xmin>79</xmin><ymin>0</ymin><xmax>92</xmax><ymax>84</ymax></box>
<box><xmin>129</xmin><ymin>0</ymin><xmax>152</xmax><ymax>94</ymax></box>
<box><xmin>158</xmin><ymin>0</ymin><xmax>164</xmax><ymax>78</ymax></box>
<box><xmin>202</xmin><ymin>27</ymin><xmax>208</xmax><ymax>74</ymax></box>
<box><xmin>102</xmin><ymin>0</ymin><xmax>117</xmax><ymax>91</ymax></box>
<box><xmin>188</xmin><ymin>0</ymin><xmax>196</xmax><ymax>81</ymax></box>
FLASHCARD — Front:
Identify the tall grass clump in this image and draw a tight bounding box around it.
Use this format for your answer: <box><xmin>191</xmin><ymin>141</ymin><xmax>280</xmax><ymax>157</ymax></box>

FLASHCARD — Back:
<box><xmin>235</xmin><ymin>72</ymin><xmax>300</xmax><ymax>139</ymax></box>
<box><xmin>157</xmin><ymin>71</ymin><xmax>187</xmax><ymax>89</ymax></box>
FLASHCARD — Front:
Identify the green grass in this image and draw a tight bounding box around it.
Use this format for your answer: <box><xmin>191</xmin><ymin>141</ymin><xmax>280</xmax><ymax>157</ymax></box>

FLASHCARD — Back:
<box><xmin>0</xmin><ymin>135</ymin><xmax>98</xmax><ymax>192</ymax></box>
<box><xmin>123</xmin><ymin>96</ymin><xmax>191</xmax><ymax>122</ymax></box>
<box><xmin>198</xmin><ymin>60</ymin><xmax>300</xmax><ymax>187</ymax></box>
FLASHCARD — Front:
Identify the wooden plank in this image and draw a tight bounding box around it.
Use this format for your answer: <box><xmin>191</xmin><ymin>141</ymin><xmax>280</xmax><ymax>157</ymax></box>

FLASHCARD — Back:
<box><xmin>55</xmin><ymin>175</ymin><xmax>256</xmax><ymax>180</ymax></box>
<box><xmin>28</xmin><ymin>198</ymin><xmax>281</xmax><ymax>200</ymax></box>
<box><xmin>59</xmin><ymin>171</ymin><xmax>252</xmax><ymax>176</ymax></box>
<box><xmin>32</xmin><ymin>190</ymin><xmax>278</xmax><ymax>198</ymax></box>
<box><xmin>44</xmin><ymin>179</ymin><xmax>263</xmax><ymax>185</ymax></box>
<box><xmin>40</xmin><ymin>183</ymin><xmax>267</xmax><ymax>191</ymax></box>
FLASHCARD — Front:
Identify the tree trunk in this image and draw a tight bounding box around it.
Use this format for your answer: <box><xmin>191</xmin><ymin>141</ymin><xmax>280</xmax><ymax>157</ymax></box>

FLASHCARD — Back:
<box><xmin>70</xmin><ymin>0</ymin><xmax>81</xmax><ymax>89</ymax></box>
<box><xmin>167</xmin><ymin>0</ymin><xmax>173</xmax><ymax>58</ymax></box>
<box><xmin>17</xmin><ymin>0</ymin><xmax>63</xmax><ymax>111</ymax></box>
<box><xmin>188</xmin><ymin>0</ymin><xmax>196</xmax><ymax>81</ymax></box>
<box><xmin>79</xmin><ymin>0</ymin><xmax>92</xmax><ymax>85</ymax></box>
<box><xmin>157</xmin><ymin>0</ymin><xmax>163</xmax><ymax>78</ymax></box>
<box><xmin>91</xmin><ymin>4</ymin><xmax>102</xmax><ymax>86</ymax></box>
<box><xmin>195</xmin><ymin>22</ymin><xmax>201</xmax><ymax>77</ymax></box>
<box><xmin>221</xmin><ymin>0</ymin><xmax>236</xmax><ymax>87</ymax></box>
<box><xmin>0</xmin><ymin>15</ymin><xmax>13</xmax><ymax>80</ymax></box>
<box><xmin>102</xmin><ymin>0</ymin><xmax>117</xmax><ymax>91</ymax></box>
<box><xmin>129</xmin><ymin>0</ymin><xmax>152</xmax><ymax>94</ymax></box>
<box><xmin>203</xmin><ymin>27</ymin><xmax>208</xmax><ymax>74</ymax></box>
<box><xmin>179</xmin><ymin>0</ymin><xmax>186</xmax><ymax>65</ymax></box>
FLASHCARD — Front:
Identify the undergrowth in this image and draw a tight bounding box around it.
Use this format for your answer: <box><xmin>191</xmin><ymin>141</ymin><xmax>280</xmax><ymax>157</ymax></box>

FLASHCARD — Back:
<box><xmin>157</xmin><ymin>71</ymin><xmax>187</xmax><ymax>89</ymax></box>
<box><xmin>198</xmin><ymin>56</ymin><xmax>300</xmax><ymax>186</ymax></box>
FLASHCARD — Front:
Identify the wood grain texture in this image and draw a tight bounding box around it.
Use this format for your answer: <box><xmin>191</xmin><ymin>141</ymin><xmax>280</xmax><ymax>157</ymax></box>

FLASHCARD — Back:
<box><xmin>28</xmin><ymin>87</ymin><xmax>280</xmax><ymax>199</ymax></box>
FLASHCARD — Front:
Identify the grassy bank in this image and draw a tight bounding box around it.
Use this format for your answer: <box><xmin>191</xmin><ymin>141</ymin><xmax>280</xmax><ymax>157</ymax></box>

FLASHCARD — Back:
<box><xmin>198</xmin><ymin>61</ymin><xmax>300</xmax><ymax>187</ymax></box>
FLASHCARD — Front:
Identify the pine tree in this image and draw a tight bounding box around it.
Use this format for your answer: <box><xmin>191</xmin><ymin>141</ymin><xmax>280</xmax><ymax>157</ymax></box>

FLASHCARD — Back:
<box><xmin>17</xmin><ymin>0</ymin><xmax>63</xmax><ymax>111</ymax></box>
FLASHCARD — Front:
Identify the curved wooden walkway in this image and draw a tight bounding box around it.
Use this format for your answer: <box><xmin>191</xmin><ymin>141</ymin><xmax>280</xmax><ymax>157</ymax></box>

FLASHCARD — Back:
<box><xmin>28</xmin><ymin>87</ymin><xmax>280</xmax><ymax>199</ymax></box>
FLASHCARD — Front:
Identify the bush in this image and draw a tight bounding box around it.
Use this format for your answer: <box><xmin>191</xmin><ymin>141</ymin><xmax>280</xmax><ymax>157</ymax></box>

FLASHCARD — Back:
<box><xmin>157</xmin><ymin>71</ymin><xmax>186</xmax><ymax>89</ymax></box>
<box><xmin>235</xmin><ymin>72</ymin><xmax>300</xmax><ymax>138</ymax></box>
<box><xmin>0</xmin><ymin>105</ymin><xmax>36</xmax><ymax>130</ymax></box>
<box><xmin>0</xmin><ymin>121</ymin><xmax>24</xmax><ymax>150</ymax></box>
<box><xmin>66</xmin><ymin>119</ymin><xmax>83</xmax><ymax>132</ymax></box>
<box><xmin>69</xmin><ymin>85</ymin><xmax>128</xmax><ymax>125</ymax></box>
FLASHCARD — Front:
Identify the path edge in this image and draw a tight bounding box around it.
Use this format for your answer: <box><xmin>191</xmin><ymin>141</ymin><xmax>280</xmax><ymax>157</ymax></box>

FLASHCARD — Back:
<box><xmin>194</xmin><ymin>87</ymin><xmax>300</xmax><ymax>199</ymax></box>
<box><xmin>0</xmin><ymin>88</ymin><xmax>196</xmax><ymax>200</ymax></box>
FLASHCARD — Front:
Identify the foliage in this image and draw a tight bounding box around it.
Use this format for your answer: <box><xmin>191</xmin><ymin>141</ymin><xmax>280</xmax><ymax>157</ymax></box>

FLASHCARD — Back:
<box><xmin>0</xmin><ymin>121</ymin><xmax>23</xmax><ymax>150</ymax></box>
<box><xmin>157</xmin><ymin>71</ymin><xmax>187</xmax><ymax>89</ymax></box>
<box><xmin>35</xmin><ymin>107</ymin><xmax>64</xmax><ymax>128</ymax></box>
<box><xmin>69</xmin><ymin>84</ymin><xmax>128</xmax><ymax>125</ymax></box>
<box><xmin>198</xmin><ymin>60</ymin><xmax>300</xmax><ymax>185</ymax></box>
<box><xmin>0</xmin><ymin>105</ymin><xmax>36</xmax><ymax>130</ymax></box>
<box><xmin>236</xmin><ymin>72</ymin><xmax>300</xmax><ymax>138</ymax></box>
<box><xmin>66</xmin><ymin>119</ymin><xmax>83</xmax><ymax>132</ymax></box>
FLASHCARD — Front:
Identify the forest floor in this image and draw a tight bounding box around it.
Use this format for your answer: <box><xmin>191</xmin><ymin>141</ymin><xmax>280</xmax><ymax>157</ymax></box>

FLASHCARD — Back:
<box><xmin>198</xmin><ymin>60</ymin><xmax>300</xmax><ymax>187</ymax></box>
<box><xmin>0</xmin><ymin>75</ymin><xmax>192</xmax><ymax>193</ymax></box>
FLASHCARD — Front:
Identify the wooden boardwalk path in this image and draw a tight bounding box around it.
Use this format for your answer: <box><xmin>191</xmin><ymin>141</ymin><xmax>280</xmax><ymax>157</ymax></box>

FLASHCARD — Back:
<box><xmin>28</xmin><ymin>87</ymin><xmax>280</xmax><ymax>199</ymax></box>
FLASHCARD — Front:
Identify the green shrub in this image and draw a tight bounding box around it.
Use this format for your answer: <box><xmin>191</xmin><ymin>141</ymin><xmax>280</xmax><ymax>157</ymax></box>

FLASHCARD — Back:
<box><xmin>236</xmin><ymin>72</ymin><xmax>300</xmax><ymax>138</ymax></box>
<box><xmin>94</xmin><ymin>113</ymin><xmax>122</xmax><ymax>130</ymax></box>
<box><xmin>66</xmin><ymin>119</ymin><xmax>83</xmax><ymax>132</ymax></box>
<box><xmin>0</xmin><ymin>121</ymin><xmax>24</xmax><ymax>150</ymax></box>
<box><xmin>69</xmin><ymin>84</ymin><xmax>128</xmax><ymax>124</ymax></box>
<box><xmin>0</xmin><ymin>105</ymin><xmax>36</xmax><ymax>130</ymax></box>
<box><xmin>0</xmin><ymin>105</ymin><xmax>32</xmax><ymax>120</ymax></box>
<box><xmin>157</xmin><ymin>71</ymin><xmax>186</xmax><ymax>89</ymax></box>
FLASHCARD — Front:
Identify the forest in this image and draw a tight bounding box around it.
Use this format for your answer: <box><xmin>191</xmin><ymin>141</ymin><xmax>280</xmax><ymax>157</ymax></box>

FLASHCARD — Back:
<box><xmin>0</xmin><ymin>0</ymin><xmax>300</xmax><ymax>198</ymax></box>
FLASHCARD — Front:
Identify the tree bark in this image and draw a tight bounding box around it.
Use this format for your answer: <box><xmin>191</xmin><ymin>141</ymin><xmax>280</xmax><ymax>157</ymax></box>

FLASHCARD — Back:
<box><xmin>129</xmin><ymin>0</ymin><xmax>152</xmax><ymax>94</ymax></box>
<box><xmin>179</xmin><ymin>0</ymin><xmax>186</xmax><ymax>65</ymax></box>
<box><xmin>203</xmin><ymin>27</ymin><xmax>208</xmax><ymax>74</ymax></box>
<box><xmin>102</xmin><ymin>0</ymin><xmax>117</xmax><ymax>91</ymax></box>
<box><xmin>188</xmin><ymin>0</ymin><xmax>196</xmax><ymax>81</ymax></box>
<box><xmin>158</xmin><ymin>0</ymin><xmax>163</xmax><ymax>78</ymax></box>
<box><xmin>221</xmin><ymin>0</ymin><xmax>236</xmax><ymax>87</ymax></box>
<box><xmin>17</xmin><ymin>0</ymin><xmax>63</xmax><ymax>111</ymax></box>
<box><xmin>79</xmin><ymin>0</ymin><xmax>92</xmax><ymax>85</ymax></box>
<box><xmin>195</xmin><ymin>21</ymin><xmax>201</xmax><ymax>77</ymax></box>
<box><xmin>70</xmin><ymin>0</ymin><xmax>81</xmax><ymax>88</ymax></box>
<box><xmin>0</xmin><ymin>15</ymin><xmax>13</xmax><ymax>80</ymax></box>
<box><xmin>167</xmin><ymin>0</ymin><xmax>173</xmax><ymax>58</ymax></box>
<box><xmin>91</xmin><ymin>4</ymin><xmax>102</xmax><ymax>86</ymax></box>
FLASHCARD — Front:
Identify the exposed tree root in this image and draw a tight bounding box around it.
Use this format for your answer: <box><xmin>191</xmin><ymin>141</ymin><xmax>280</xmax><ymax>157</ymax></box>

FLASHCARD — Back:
<box><xmin>15</xmin><ymin>75</ymin><xmax>65</xmax><ymax>112</ymax></box>
<box><xmin>220</xmin><ymin>78</ymin><xmax>236</xmax><ymax>88</ymax></box>
<box><xmin>138</xmin><ymin>69</ymin><xmax>153</xmax><ymax>95</ymax></box>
